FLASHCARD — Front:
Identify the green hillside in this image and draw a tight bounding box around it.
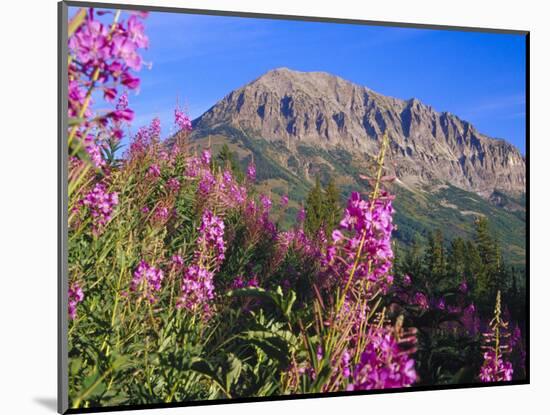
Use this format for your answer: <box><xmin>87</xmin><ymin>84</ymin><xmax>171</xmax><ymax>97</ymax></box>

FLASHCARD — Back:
<box><xmin>191</xmin><ymin>125</ymin><xmax>526</xmax><ymax>265</ymax></box>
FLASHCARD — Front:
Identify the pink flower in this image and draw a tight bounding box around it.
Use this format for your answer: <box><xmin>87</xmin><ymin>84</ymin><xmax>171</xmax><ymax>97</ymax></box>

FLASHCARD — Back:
<box><xmin>347</xmin><ymin>326</ymin><xmax>416</xmax><ymax>390</ymax></box>
<box><xmin>81</xmin><ymin>182</ymin><xmax>118</xmax><ymax>234</ymax></box>
<box><xmin>147</xmin><ymin>164</ymin><xmax>161</xmax><ymax>178</ymax></box>
<box><xmin>68</xmin><ymin>283</ymin><xmax>84</xmax><ymax>320</ymax></box>
<box><xmin>83</xmin><ymin>135</ymin><xmax>105</xmax><ymax>168</ymax></box>
<box><xmin>116</xmin><ymin>93</ymin><xmax>129</xmax><ymax>110</ymax></box>
<box><xmin>69</xmin><ymin>19</ymin><xmax>110</xmax><ymax>67</ymax></box>
<box><xmin>150</xmin><ymin>117</ymin><xmax>161</xmax><ymax>138</ymax></box>
<box><xmin>166</xmin><ymin>177</ymin><xmax>180</xmax><ymax>193</ymax></box>
<box><xmin>260</xmin><ymin>194</ymin><xmax>272</xmax><ymax>212</ymax></box>
<box><xmin>296</xmin><ymin>207</ymin><xmax>306</xmax><ymax>223</ymax></box>
<box><xmin>200</xmin><ymin>149</ymin><xmax>211</xmax><ymax>166</ymax></box>
<box><xmin>323</xmin><ymin>190</ymin><xmax>395</xmax><ymax>293</ymax></box>
<box><xmin>127</xmin><ymin>15</ymin><xmax>149</xmax><ymax>48</ymax></box>
<box><xmin>479</xmin><ymin>351</ymin><xmax>513</xmax><ymax>382</ymax></box>
<box><xmin>246</xmin><ymin>161</ymin><xmax>256</xmax><ymax>182</ymax></box>
<box><xmin>171</xmin><ymin>255</ymin><xmax>184</xmax><ymax>268</ymax></box>
<box><xmin>177</xmin><ymin>265</ymin><xmax>214</xmax><ymax>313</ymax></box>
<box><xmin>131</xmin><ymin>260</ymin><xmax>164</xmax><ymax>302</ymax></box>
<box><xmin>121</xmin><ymin>72</ymin><xmax>141</xmax><ymax>89</ymax></box>
<box><xmin>232</xmin><ymin>274</ymin><xmax>259</xmax><ymax>289</ymax></box>
<box><xmin>280</xmin><ymin>194</ymin><xmax>289</xmax><ymax>207</ymax></box>
<box><xmin>111</xmin><ymin>108</ymin><xmax>134</xmax><ymax>122</ymax></box>
<box><xmin>197</xmin><ymin>209</ymin><xmax>226</xmax><ymax>265</ymax></box>
<box><xmin>414</xmin><ymin>292</ymin><xmax>429</xmax><ymax>310</ymax></box>
<box><xmin>175</xmin><ymin>108</ymin><xmax>192</xmax><ymax>132</ymax></box>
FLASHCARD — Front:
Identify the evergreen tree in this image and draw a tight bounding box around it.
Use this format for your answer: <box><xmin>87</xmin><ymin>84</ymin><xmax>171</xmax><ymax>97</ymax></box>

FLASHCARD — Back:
<box><xmin>216</xmin><ymin>143</ymin><xmax>244</xmax><ymax>181</ymax></box>
<box><xmin>425</xmin><ymin>229</ymin><xmax>446</xmax><ymax>281</ymax></box>
<box><xmin>304</xmin><ymin>176</ymin><xmax>325</xmax><ymax>236</ymax></box>
<box><xmin>402</xmin><ymin>233</ymin><xmax>423</xmax><ymax>280</ymax></box>
<box><xmin>447</xmin><ymin>237</ymin><xmax>466</xmax><ymax>282</ymax></box>
<box><xmin>474</xmin><ymin>217</ymin><xmax>502</xmax><ymax>302</ymax></box>
<box><xmin>323</xmin><ymin>178</ymin><xmax>341</xmax><ymax>233</ymax></box>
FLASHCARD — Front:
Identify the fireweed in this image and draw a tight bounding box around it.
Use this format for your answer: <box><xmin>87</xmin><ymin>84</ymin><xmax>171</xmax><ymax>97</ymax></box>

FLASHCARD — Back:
<box><xmin>479</xmin><ymin>291</ymin><xmax>513</xmax><ymax>382</ymax></box>
<box><xmin>68</xmin><ymin>282</ymin><xmax>85</xmax><ymax>320</ymax></box>
<box><xmin>131</xmin><ymin>260</ymin><xmax>165</xmax><ymax>303</ymax></box>
<box><xmin>67</xmin><ymin>8</ymin><xmax>149</xmax><ymax>171</ymax></box>
<box><xmin>66</xmin><ymin>8</ymin><xmax>523</xmax><ymax>409</ymax></box>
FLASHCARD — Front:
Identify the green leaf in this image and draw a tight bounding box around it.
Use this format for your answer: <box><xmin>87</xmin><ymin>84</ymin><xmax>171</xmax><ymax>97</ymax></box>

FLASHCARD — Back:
<box><xmin>225</xmin><ymin>353</ymin><xmax>243</xmax><ymax>390</ymax></box>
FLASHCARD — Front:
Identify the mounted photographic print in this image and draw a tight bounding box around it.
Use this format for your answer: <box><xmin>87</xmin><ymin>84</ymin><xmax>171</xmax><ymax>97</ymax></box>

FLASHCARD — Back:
<box><xmin>58</xmin><ymin>1</ymin><xmax>529</xmax><ymax>413</ymax></box>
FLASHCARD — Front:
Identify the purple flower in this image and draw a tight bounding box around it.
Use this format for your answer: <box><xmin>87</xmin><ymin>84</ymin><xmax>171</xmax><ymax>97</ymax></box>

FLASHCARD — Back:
<box><xmin>152</xmin><ymin>205</ymin><xmax>170</xmax><ymax>223</ymax></box>
<box><xmin>197</xmin><ymin>209</ymin><xmax>226</xmax><ymax>265</ymax></box>
<box><xmin>280</xmin><ymin>194</ymin><xmax>289</xmax><ymax>207</ymax></box>
<box><xmin>67</xmin><ymin>9</ymin><xmax>148</xmax><ymax>150</ymax></box>
<box><xmin>200</xmin><ymin>149</ymin><xmax>211</xmax><ymax>166</ymax></box>
<box><xmin>116</xmin><ymin>93</ymin><xmax>129</xmax><ymax>110</ymax></box>
<box><xmin>171</xmin><ymin>254</ymin><xmax>184</xmax><ymax>268</ymax></box>
<box><xmin>81</xmin><ymin>182</ymin><xmax>118</xmax><ymax>234</ymax></box>
<box><xmin>177</xmin><ymin>265</ymin><xmax>214</xmax><ymax>313</ymax></box>
<box><xmin>111</xmin><ymin>108</ymin><xmax>134</xmax><ymax>122</ymax></box>
<box><xmin>131</xmin><ymin>260</ymin><xmax>164</xmax><ymax>302</ymax></box>
<box><xmin>198</xmin><ymin>171</ymin><xmax>216</xmax><ymax>195</ymax></box>
<box><xmin>459</xmin><ymin>281</ymin><xmax>468</xmax><ymax>293</ymax></box>
<box><xmin>69</xmin><ymin>19</ymin><xmax>110</xmax><ymax>67</ymax></box>
<box><xmin>260</xmin><ymin>194</ymin><xmax>272</xmax><ymax>212</ymax></box>
<box><xmin>147</xmin><ymin>164</ymin><xmax>161</xmax><ymax>178</ymax></box>
<box><xmin>324</xmin><ymin>190</ymin><xmax>395</xmax><ymax>293</ymax></box>
<box><xmin>436</xmin><ymin>297</ymin><xmax>446</xmax><ymax>310</ymax></box>
<box><xmin>68</xmin><ymin>283</ymin><xmax>84</xmax><ymax>320</ymax></box>
<box><xmin>150</xmin><ymin>117</ymin><xmax>161</xmax><ymax>138</ymax></box>
<box><xmin>332</xmin><ymin>229</ymin><xmax>344</xmax><ymax>243</ymax></box>
<box><xmin>403</xmin><ymin>274</ymin><xmax>412</xmax><ymax>286</ymax></box>
<box><xmin>246</xmin><ymin>161</ymin><xmax>256</xmax><ymax>182</ymax></box>
<box><xmin>296</xmin><ymin>207</ymin><xmax>306</xmax><ymax>223</ymax></box>
<box><xmin>231</xmin><ymin>274</ymin><xmax>259</xmax><ymax>289</ymax></box>
<box><xmin>174</xmin><ymin>108</ymin><xmax>192</xmax><ymax>132</ymax></box>
<box><xmin>127</xmin><ymin>15</ymin><xmax>149</xmax><ymax>48</ymax></box>
<box><xmin>348</xmin><ymin>326</ymin><xmax>416</xmax><ymax>390</ymax></box>
<box><xmin>111</xmin><ymin>33</ymin><xmax>143</xmax><ymax>70</ymax></box>
<box><xmin>103</xmin><ymin>87</ymin><xmax>117</xmax><ymax>102</ymax></box>
<box><xmin>341</xmin><ymin>349</ymin><xmax>352</xmax><ymax>378</ymax></box>
<box><xmin>479</xmin><ymin>351</ymin><xmax>513</xmax><ymax>382</ymax></box>
<box><xmin>166</xmin><ymin>177</ymin><xmax>181</xmax><ymax>193</ymax></box>
<box><xmin>121</xmin><ymin>72</ymin><xmax>140</xmax><ymax>89</ymax></box>
<box><xmin>68</xmin><ymin>80</ymin><xmax>89</xmax><ymax>118</ymax></box>
<box><xmin>414</xmin><ymin>292</ymin><xmax>429</xmax><ymax>310</ymax></box>
<box><xmin>83</xmin><ymin>135</ymin><xmax>105</xmax><ymax>168</ymax></box>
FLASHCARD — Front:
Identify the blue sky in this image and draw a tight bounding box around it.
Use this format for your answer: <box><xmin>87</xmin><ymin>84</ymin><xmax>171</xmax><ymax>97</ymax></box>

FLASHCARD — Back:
<box><xmin>74</xmin><ymin>8</ymin><xmax>527</xmax><ymax>153</ymax></box>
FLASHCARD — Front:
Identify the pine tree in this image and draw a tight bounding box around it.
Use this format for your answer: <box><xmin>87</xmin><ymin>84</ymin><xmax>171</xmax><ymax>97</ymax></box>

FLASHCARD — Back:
<box><xmin>304</xmin><ymin>176</ymin><xmax>325</xmax><ymax>236</ymax></box>
<box><xmin>474</xmin><ymin>217</ymin><xmax>501</xmax><ymax>301</ymax></box>
<box><xmin>465</xmin><ymin>239</ymin><xmax>483</xmax><ymax>288</ymax></box>
<box><xmin>216</xmin><ymin>143</ymin><xmax>244</xmax><ymax>181</ymax></box>
<box><xmin>401</xmin><ymin>234</ymin><xmax>424</xmax><ymax>282</ymax></box>
<box><xmin>323</xmin><ymin>178</ymin><xmax>341</xmax><ymax>233</ymax></box>
<box><xmin>425</xmin><ymin>229</ymin><xmax>446</xmax><ymax>280</ymax></box>
<box><xmin>447</xmin><ymin>237</ymin><xmax>466</xmax><ymax>282</ymax></box>
<box><xmin>475</xmin><ymin>217</ymin><xmax>496</xmax><ymax>268</ymax></box>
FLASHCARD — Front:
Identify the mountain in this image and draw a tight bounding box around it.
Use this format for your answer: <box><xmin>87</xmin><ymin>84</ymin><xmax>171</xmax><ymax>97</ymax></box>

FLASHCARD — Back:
<box><xmin>190</xmin><ymin>68</ymin><xmax>526</xmax><ymax>262</ymax></box>
<box><xmin>194</xmin><ymin>68</ymin><xmax>525</xmax><ymax>198</ymax></box>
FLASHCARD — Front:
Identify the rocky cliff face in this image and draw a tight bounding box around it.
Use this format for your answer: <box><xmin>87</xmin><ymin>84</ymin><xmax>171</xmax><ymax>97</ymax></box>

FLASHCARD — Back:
<box><xmin>194</xmin><ymin>67</ymin><xmax>525</xmax><ymax>197</ymax></box>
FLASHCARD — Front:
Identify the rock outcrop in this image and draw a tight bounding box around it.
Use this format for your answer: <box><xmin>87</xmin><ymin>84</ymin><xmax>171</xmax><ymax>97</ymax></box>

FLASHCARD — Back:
<box><xmin>194</xmin><ymin>67</ymin><xmax>525</xmax><ymax>197</ymax></box>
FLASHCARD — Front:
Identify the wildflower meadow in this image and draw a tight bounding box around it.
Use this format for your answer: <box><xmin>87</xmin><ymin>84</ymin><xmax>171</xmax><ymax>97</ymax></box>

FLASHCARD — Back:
<box><xmin>65</xmin><ymin>7</ymin><xmax>526</xmax><ymax>410</ymax></box>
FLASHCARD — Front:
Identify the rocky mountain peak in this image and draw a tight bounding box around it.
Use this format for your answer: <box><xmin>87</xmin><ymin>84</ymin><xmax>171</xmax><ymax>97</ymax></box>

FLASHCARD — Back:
<box><xmin>193</xmin><ymin>68</ymin><xmax>525</xmax><ymax>198</ymax></box>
